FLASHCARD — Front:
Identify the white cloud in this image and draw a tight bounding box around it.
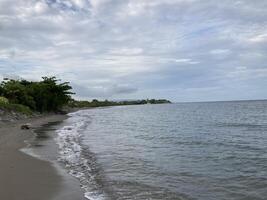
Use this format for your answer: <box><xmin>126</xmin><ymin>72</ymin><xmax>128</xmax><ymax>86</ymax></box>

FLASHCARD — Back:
<box><xmin>109</xmin><ymin>48</ymin><xmax>143</xmax><ymax>56</ymax></box>
<box><xmin>0</xmin><ymin>0</ymin><xmax>267</xmax><ymax>101</ymax></box>
<box><xmin>226</xmin><ymin>67</ymin><xmax>267</xmax><ymax>80</ymax></box>
<box><xmin>249</xmin><ymin>33</ymin><xmax>267</xmax><ymax>43</ymax></box>
<box><xmin>210</xmin><ymin>49</ymin><xmax>230</xmax><ymax>55</ymax></box>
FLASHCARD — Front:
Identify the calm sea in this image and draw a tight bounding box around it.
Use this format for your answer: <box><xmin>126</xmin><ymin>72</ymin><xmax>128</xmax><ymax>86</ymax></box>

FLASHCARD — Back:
<box><xmin>56</xmin><ymin>100</ymin><xmax>267</xmax><ymax>200</ymax></box>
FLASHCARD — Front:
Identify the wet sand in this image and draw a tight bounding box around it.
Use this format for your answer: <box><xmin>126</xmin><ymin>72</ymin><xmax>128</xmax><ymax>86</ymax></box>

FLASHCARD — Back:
<box><xmin>0</xmin><ymin>114</ymin><xmax>85</xmax><ymax>200</ymax></box>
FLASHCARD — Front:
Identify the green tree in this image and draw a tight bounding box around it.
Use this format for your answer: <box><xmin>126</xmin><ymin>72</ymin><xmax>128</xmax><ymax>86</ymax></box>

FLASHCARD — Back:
<box><xmin>0</xmin><ymin>77</ymin><xmax>73</xmax><ymax>112</ymax></box>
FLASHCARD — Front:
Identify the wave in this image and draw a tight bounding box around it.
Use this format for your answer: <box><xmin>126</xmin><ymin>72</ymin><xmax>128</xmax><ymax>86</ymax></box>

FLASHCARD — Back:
<box><xmin>55</xmin><ymin>110</ymin><xmax>107</xmax><ymax>200</ymax></box>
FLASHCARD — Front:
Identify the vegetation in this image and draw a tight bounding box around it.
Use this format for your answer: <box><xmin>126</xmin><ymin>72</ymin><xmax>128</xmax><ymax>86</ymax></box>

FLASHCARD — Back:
<box><xmin>0</xmin><ymin>101</ymin><xmax>33</xmax><ymax>115</ymax></box>
<box><xmin>69</xmin><ymin>98</ymin><xmax>171</xmax><ymax>108</ymax></box>
<box><xmin>0</xmin><ymin>76</ymin><xmax>171</xmax><ymax>115</ymax></box>
<box><xmin>0</xmin><ymin>77</ymin><xmax>73</xmax><ymax>114</ymax></box>
<box><xmin>0</xmin><ymin>96</ymin><xmax>9</xmax><ymax>104</ymax></box>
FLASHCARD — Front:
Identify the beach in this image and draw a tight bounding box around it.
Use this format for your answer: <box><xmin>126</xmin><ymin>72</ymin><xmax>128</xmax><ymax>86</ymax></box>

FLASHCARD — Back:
<box><xmin>0</xmin><ymin>114</ymin><xmax>85</xmax><ymax>200</ymax></box>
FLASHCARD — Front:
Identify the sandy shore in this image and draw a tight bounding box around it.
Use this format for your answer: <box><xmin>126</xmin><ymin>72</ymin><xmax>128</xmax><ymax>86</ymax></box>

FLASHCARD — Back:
<box><xmin>0</xmin><ymin>114</ymin><xmax>85</xmax><ymax>200</ymax></box>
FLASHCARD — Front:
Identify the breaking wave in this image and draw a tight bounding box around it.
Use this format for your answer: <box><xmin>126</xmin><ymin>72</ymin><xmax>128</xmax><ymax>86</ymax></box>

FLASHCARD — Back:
<box><xmin>55</xmin><ymin>110</ymin><xmax>107</xmax><ymax>200</ymax></box>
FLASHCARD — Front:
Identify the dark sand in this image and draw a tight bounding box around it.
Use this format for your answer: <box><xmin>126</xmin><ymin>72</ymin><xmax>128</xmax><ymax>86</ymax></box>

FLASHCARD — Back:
<box><xmin>0</xmin><ymin>114</ymin><xmax>85</xmax><ymax>200</ymax></box>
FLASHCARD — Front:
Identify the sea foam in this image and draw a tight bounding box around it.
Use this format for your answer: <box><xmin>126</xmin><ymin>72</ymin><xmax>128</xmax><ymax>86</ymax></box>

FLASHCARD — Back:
<box><xmin>55</xmin><ymin>110</ymin><xmax>107</xmax><ymax>200</ymax></box>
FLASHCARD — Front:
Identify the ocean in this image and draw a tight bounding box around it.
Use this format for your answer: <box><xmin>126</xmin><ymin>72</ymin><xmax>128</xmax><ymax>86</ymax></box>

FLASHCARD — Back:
<box><xmin>30</xmin><ymin>100</ymin><xmax>267</xmax><ymax>200</ymax></box>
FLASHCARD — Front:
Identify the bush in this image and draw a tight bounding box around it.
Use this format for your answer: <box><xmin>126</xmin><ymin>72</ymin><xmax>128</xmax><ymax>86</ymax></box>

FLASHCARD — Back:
<box><xmin>9</xmin><ymin>103</ymin><xmax>33</xmax><ymax>115</ymax></box>
<box><xmin>0</xmin><ymin>101</ymin><xmax>32</xmax><ymax>116</ymax></box>
<box><xmin>0</xmin><ymin>96</ymin><xmax>9</xmax><ymax>104</ymax></box>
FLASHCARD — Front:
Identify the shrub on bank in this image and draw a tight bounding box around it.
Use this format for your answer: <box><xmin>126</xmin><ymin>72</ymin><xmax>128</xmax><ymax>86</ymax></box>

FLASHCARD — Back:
<box><xmin>0</xmin><ymin>96</ymin><xmax>9</xmax><ymax>104</ymax></box>
<box><xmin>0</xmin><ymin>101</ymin><xmax>32</xmax><ymax>116</ymax></box>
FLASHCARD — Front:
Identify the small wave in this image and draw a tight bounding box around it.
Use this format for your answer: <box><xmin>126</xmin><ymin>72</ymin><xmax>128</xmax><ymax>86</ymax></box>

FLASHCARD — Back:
<box><xmin>20</xmin><ymin>146</ymin><xmax>43</xmax><ymax>160</ymax></box>
<box><xmin>55</xmin><ymin>110</ymin><xmax>107</xmax><ymax>200</ymax></box>
<box><xmin>215</xmin><ymin>122</ymin><xmax>267</xmax><ymax>129</ymax></box>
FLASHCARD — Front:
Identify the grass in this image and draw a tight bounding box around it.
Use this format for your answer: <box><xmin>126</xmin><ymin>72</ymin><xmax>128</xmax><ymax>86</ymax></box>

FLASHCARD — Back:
<box><xmin>0</xmin><ymin>100</ymin><xmax>33</xmax><ymax>116</ymax></box>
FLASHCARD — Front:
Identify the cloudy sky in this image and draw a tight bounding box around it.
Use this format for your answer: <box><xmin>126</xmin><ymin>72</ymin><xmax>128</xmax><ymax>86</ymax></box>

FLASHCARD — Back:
<box><xmin>0</xmin><ymin>0</ymin><xmax>267</xmax><ymax>102</ymax></box>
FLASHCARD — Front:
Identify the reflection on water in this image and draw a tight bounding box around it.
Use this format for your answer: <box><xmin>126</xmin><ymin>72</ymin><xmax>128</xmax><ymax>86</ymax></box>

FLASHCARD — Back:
<box><xmin>25</xmin><ymin>121</ymin><xmax>63</xmax><ymax>161</ymax></box>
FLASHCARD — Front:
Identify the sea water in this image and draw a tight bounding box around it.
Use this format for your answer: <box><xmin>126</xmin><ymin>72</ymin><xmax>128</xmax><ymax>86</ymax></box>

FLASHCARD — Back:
<box><xmin>56</xmin><ymin>101</ymin><xmax>267</xmax><ymax>200</ymax></box>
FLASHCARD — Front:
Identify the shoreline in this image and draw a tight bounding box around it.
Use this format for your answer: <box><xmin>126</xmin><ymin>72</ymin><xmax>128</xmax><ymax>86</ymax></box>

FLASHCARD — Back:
<box><xmin>0</xmin><ymin>113</ymin><xmax>85</xmax><ymax>200</ymax></box>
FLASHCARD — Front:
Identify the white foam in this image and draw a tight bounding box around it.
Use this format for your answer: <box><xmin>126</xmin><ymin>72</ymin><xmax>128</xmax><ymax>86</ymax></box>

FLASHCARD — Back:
<box><xmin>55</xmin><ymin>110</ymin><xmax>107</xmax><ymax>200</ymax></box>
<box><xmin>20</xmin><ymin>147</ymin><xmax>42</xmax><ymax>160</ymax></box>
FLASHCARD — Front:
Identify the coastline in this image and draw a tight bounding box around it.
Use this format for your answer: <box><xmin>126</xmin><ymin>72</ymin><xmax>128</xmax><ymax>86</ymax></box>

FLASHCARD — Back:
<box><xmin>0</xmin><ymin>114</ymin><xmax>85</xmax><ymax>200</ymax></box>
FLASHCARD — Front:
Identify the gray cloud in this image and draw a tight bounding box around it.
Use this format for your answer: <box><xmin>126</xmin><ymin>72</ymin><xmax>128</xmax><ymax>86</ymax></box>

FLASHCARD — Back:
<box><xmin>72</xmin><ymin>83</ymin><xmax>138</xmax><ymax>99</ymax></box>
<box><xmin>0</xmin><ymin>0</ymin><xmax>267</xmax><ymax>101</ymax></box>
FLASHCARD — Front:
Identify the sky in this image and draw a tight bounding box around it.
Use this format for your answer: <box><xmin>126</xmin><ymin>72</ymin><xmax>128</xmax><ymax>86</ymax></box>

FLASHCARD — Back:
<box><xmin>0</xmin><ymin>0</ymin><xmax>267</xmax><ymax>102</ymax></box>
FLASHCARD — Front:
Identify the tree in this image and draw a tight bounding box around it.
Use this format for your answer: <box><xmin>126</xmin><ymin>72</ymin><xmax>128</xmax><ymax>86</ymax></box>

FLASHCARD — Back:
<box><xmin>0</xmin><ymin>77</ymin><xmax>74</xmax><ymax>112</ymax></box>
<box><xmin>0</xmin><ymin>79</ymin><xmax>36</xmax><ymax>109</ymax></box>
<box><xmin>29</xmin><ymin>77</ymin><xmax>73</xmax><ymax>112</ymax></box>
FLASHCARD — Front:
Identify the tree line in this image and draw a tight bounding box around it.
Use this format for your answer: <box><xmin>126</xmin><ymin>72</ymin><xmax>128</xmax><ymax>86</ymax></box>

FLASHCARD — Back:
<box><xmin>0</xmin><ymin>76</ymin><xmax>171</xmax><ymax>114</ymax></box>
<box><xmin>69</xmin><ymin>98</ymin><xmax>171</xmax><ymax>108</ymax></box>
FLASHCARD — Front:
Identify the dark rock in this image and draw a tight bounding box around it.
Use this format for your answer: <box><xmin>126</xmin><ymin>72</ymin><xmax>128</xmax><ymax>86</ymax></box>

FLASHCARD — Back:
<box><xmin>21</xmin><ymin>123</ymin><xmax>31</xmax><ymax>130</ymax></box>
